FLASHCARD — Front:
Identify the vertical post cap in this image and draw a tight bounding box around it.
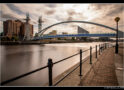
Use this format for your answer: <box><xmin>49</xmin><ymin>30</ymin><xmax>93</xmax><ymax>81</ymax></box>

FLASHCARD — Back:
<box><xmin>80</xmin><ymin>49</ymin><xmax>82</xmax><ymax>53</ymax></box>
<box><xmin>48</xmin><ymin>58</ymin><xmax>53</xmax><ymax>67</ymax></box>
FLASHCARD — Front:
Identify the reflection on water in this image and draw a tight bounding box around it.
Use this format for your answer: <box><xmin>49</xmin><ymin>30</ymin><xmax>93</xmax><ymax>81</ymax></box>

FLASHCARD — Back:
<box><xmin>1</xmin><ymin>42</ymin><xmax>103</xmax><ymax>86</ymax></box>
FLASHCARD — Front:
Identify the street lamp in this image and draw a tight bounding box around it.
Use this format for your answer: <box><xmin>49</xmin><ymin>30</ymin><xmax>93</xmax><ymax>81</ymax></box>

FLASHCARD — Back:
<box><xmin>115</xmin><ymin>17</ymin><xmax>120</xmax><ymax>54</ymax></box>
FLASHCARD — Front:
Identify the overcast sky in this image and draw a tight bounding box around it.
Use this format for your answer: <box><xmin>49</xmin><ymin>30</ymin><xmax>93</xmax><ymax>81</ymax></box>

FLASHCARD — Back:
<box><xmin>0</xmin><ymin>3</ymin><xmax>124</xmax><ymax>35</ymax></box>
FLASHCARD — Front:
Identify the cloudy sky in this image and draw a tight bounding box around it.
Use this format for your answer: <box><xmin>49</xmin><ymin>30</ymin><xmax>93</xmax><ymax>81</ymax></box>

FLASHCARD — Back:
<box><xmin>0</xmin><ymin>3</ymin><xmax>124</xmax><ymax>35</ymax></box>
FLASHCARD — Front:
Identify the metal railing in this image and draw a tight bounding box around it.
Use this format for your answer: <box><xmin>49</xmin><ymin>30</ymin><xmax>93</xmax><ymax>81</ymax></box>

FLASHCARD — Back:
<box><xmin>1</xmin><ymin>43</ymin><xmax>114</xmax><ymax>86</ymax></box>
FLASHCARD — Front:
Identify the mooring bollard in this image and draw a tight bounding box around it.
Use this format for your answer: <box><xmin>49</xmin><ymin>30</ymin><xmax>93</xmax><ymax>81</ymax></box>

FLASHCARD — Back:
<box><xmin>96</xmin><ymin>45</ymin><xmax>97</xmax><ymax>59</ymax></box>
<box><xmin>90</xmin><ymin>46</ymin><xmax>92</xmax><ymax>64</ymax></box>
<box><xmin>48</xmin><ymin>58</ymin><xmax>53</xmax><ymax>86</ymax></box>
<box><xmin>79</xmin><ymin>49</ymin><xmax>82</xmax><ymax>76</ymax></box>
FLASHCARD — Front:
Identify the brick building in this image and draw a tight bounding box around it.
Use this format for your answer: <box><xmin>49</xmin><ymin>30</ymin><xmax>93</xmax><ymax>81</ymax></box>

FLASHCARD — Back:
<box><xmin>3</xmin><ymin>19</ymin><xmax>33</xmax><ymax>40</ymax></box>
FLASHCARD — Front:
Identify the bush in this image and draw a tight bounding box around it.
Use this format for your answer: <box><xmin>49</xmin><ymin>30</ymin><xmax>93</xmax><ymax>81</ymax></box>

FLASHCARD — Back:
<box><xmin>1</xmin><ymin>37</ymin><xmax>10</xmax><ymax>41</ymax></box>
<box><xmin>11</xmin><ymin>36</ymin><xmax>19</xmax><ymax>41</ymax></box>
<box><xmin>58</xmin><ymin>38</ymin><xmax>61</xmax><ymax>40</ymax></box>
<box><xmin>72</xmin><ymin>37</ymin><xmax>75</xmax><ymax>40</ymax></box>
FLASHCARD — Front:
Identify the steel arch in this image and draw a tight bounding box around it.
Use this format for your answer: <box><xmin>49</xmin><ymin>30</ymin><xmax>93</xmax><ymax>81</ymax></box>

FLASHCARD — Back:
<box><xmin>38</xmin><ymin>20</ymin><xmax>117</xmax><ymax>35</ymax></box>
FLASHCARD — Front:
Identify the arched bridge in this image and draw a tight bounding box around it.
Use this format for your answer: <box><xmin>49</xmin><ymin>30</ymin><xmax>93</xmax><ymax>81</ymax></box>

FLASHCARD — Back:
<box><xmin>35</xmin><ymin>20</ymin><xmax>123</xmax><ymax>40</ymax></box>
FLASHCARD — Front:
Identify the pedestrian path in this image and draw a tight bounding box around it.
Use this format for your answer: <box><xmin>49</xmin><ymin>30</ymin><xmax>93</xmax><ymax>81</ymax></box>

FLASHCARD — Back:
<box><xmin>79</xmin><ymin>48</ymin><xmax>118</xmax><ymax>86</ymax></box>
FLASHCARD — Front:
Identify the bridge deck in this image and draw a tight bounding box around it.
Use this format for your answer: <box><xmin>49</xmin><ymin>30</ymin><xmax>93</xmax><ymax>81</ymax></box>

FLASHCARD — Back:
<box><xmin>35</xmin><ymin>33</ymin><xmax>116</xmax><ymax>40</ymax></box>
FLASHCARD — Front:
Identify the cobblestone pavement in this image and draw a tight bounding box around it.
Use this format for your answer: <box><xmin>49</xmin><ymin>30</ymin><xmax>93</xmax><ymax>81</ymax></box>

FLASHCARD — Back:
<box><xmin>80</xmin><ymin>47</ymin><xmax>119</xmax><ymax>86</ymax></box>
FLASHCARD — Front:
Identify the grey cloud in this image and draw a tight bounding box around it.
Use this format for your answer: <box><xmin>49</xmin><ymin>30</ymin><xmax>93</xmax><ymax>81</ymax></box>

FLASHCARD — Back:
<box><xmin>5</xmin><ymin>3</ymin><xmax>25</xmax><ymax>15</ymax></box>
<box><xmin>45</xmin><ymin>10</ymin><xmax>55</xmax><ymax>15</ymax></box>
<box><xmin>91</xmin><ymin>4</ymin><xmax>110</xmax><ymax>10</ymax></box>
<box><xmin>55</xmin><ymin>15</ymin><xmax>64</xmax><ymax>21</ymax></box>
<box><xmin>67</xmin><ymin>16</ymin><xmax>73</xmax><ymax>21</ymax></box>
<box><xmin>70</xmin><ymin>24</ymin><xmax>77</xmax><ymax>27</ymax></box>
<box><xmin>1</xmin><ymin>4</ymin><xmax>26</xmax><ymax>20</ymax></box>
<box><xmin>1</xmin><ymin>13</ymin><xmax>17</xmax><ymax>19</ymax></box>
<box><xmin>107</xmin><ymin>5</ymin><xmax>124</xmax><ymax>16</ymax></box>
<box><xmin>45</xmin><ymin>4</ymin><xmax>57</xmax><ymax>8</ymax></box>
<box><xmin>67</xmin><ymin>10</ymin><xmax>76</xmax><ymax>16</ymax></box>
<box><xmin>92</xmin><ymin>4</ymin><xmax>124</xmax><ymax>16</ymax></box>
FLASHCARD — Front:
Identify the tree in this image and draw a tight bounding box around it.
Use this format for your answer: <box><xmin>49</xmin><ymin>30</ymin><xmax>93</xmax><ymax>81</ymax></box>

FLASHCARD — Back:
<box><xmin>34</xmin><ymin>33</ymin><xmax>38</xmax><ymax>37</ymax></box>
<box><xmin>72</xmin><ymin>37</ymin><xmax>75</xmax><ymax>41</ymax></box>
<box><xmin>58</xmin><ymin>37</ymin><xmax>61</xmax><ymax>40</ymax></box>
<box><xmin>1</xmin><ymin>37</ymin><xmax>7</xmax><ymax>41</ymax></box>
<box><xmin>48</xmin><ymin>30</ymin><xmax>57</xmax><ymax>35</ymax></box>
<box><xmin>62</xmin><ymin>32</ymin><xmax>68</xmax><ymax>35</ymax></box>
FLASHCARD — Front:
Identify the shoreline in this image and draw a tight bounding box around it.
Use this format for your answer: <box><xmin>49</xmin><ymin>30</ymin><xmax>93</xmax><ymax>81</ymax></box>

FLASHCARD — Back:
<box><xmin>0</xmin><ymin>40</ymin><xmax>117</xmax><ymax>45</ymax></box>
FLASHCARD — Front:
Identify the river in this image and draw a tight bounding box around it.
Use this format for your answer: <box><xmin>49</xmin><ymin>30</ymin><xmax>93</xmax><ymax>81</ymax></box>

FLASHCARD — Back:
<box><xmin>1</xmin><ymin>42</ymin><xmax>106</xmax><ymax>86</ymax></box>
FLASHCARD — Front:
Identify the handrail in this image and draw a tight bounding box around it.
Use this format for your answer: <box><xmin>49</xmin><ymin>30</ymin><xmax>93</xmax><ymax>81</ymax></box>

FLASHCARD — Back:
<box><xmin>53</xmin><ymin>64</ymin><xmax>80</xmax><ymax>86</ymax></box>
<box><xmin>1</xmin><ymin>65</ymin><xmax>48</xmax><ymax>85</ymax></box>
<box><xmin>1</xmin><ymin>43</ymin><xmax>111</xmax><ymax>86</ymax></box>
<box><xmin>53</xmin><ymin>52</ymin><xmax>80</xmax><ymax>65</ymax></box>
<box><xmin>53</xmin><ymin>46</ymin><xmax>100</xmax><ymax>86</ymax></box>
<box><xmin>1</xmin><ymin>51</ymin><xmax>81</xmax><ymax>85</ymax></box>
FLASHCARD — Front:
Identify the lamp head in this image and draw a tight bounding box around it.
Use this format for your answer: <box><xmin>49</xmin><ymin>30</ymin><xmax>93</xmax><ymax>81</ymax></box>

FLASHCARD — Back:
<box><xmin>115</xmin><ymin>17</ymin><xmax>120</xmax><ymax>22</ymax></box>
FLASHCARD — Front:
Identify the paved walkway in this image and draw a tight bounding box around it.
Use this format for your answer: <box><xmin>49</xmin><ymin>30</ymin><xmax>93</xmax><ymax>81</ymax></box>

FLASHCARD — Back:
<box><xmin>79</xmin><ymin>47</ymin><xmax>118</xmax><ymax>86</ymax></box>
<box><xmin>45</xmin><ymin>44</ymin><xmax>122</xmax><ymax>86</ymax></box>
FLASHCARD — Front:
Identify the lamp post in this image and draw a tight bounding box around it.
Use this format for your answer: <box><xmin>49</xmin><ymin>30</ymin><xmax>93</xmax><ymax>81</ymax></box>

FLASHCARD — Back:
<box><xmin>115</xmin><ymin>17</ymin><xmax>120</xmax><ymax>54</ymax></box>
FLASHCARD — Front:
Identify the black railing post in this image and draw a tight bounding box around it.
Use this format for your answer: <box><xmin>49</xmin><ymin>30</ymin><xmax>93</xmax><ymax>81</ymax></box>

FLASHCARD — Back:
<box><xmin>100</xmin><ymin>44</ymin><xmax>102</xmax><ymax>53</ymax></box>
<box><xmin>79</xmin><ymin>49</ymin><xmax>82</xmax><ymax>76</ymax></box>
<box><xmin>48</xmin><ymin>58</ymin><xmax>53</xmax><ymax>86</ymax></box>
<box><xmin>103</xmin><ymin>44</ymin><xmax>104</xmax><ymax>50</ymax></box>
<box><xmin>99</xmin><ymin>44</ymin><xmax>100</xmax><ymax>55</ymax></box>
<box><xmin>96</xmin><ymin>45</ymin><xmax>97</xmax><ymax>59</ymax></box>
<box><xmin>101</xmin><ymin>44</ymin><xmax>103</xmax><ymax>52</ymax></box>
<box><xmin>90</xmin><ymin>46</ymin><xmax>92</xmax><ymax>64</ymax></box>
<box><xmin>104</xmin><ymin>43</ymin><xmax>106</xmax><ymax>50</ymax></box>
<box><xmin>105</xmin><ymin>43</ymin><xmax>107</xmax><ymax>49</ymax></box>
<box><xmin>102</xmin><ymin>44</ymin><xmax>104</xmax><ymax>51</ymax></box>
